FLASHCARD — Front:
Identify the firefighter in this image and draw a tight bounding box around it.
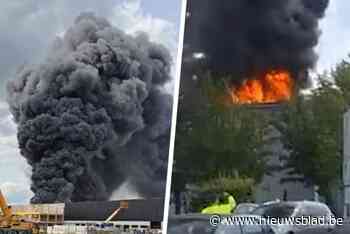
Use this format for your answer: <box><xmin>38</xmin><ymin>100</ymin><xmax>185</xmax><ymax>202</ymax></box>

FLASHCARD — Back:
<box><xmin>201</xmin><ymin>192</ymin><xmax>236</xmax><ymax>214</ymax></box>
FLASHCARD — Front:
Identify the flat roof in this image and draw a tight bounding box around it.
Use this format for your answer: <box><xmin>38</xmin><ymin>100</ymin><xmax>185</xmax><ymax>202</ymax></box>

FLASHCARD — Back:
<box><xmin>64</xmin><ymin>198</ymin><xmax>164</xmax><ymax>222</ymax></box>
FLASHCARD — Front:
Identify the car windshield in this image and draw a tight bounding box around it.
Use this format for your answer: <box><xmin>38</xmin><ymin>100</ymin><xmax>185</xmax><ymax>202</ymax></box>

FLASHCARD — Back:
<box><xmin>234</xmin><ymin>204</ymin><xmax>258</xmax><ymax>215</ymax></box>
<box><xmin>251</xmin><ymin>204</ymin><xmax>296</xmax><ymax>218</ymax></box>
<box><xmin>168</xmin><ymin>219</ymin><xmax>216</xmax><ymax>234</ymax></box>
<box><xmin>296</xmin><ymin>204</ymin><xmax>330</xmax><ymax>217</ymax></box>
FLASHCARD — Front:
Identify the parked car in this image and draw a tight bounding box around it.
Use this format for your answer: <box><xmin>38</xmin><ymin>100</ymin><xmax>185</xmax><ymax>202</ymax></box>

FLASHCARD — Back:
<box><xmin>250</xmin><ymin>201</ymin><xmax>335</xmax><ymax>234</ymax></box>
<box><xmin>234</xmin><ymin>203</ymin><xmax>259</xmax><ymax>215</ymax></box>
<box><xmin>168</xmin><ymin>214</ymin><xmax>275</xmax><ymax>234</ymax></box>
<box><xmin>215</xmin><ymin>215</ymin><xmax>275</xmax><ymax>234</ymax></box>
<box><xmin>167</xmin><ymin>214</ymin><xmax>217</xmax><ymax>234</ymax></box>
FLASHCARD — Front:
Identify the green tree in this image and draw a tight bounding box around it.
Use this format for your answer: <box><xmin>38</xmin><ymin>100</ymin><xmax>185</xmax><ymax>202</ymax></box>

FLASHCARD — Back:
<box><xmin>190</xmin><ymin>174</ymin><xmax>255</xmax><ymax>212</ymax></box>
<box><xmin>274</xmin><ymin>60</ymin><xmax>350</xmax><ymax>202</ymax></box>
<box><xmin>172</xmin><ymin>75</ymin><xmax>271</xmax><ymax>211</ymax></box>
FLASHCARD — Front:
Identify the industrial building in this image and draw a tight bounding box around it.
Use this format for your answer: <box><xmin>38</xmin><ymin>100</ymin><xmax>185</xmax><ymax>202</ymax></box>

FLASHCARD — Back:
<box><xmin>64</xmin><ymin>198</ymin><xmax>163</xmax><ymax>229</ymax></box>
<box><xmin>9</xmin><ymin>198</ymin><xmax>164</xmax><ymax>233</ymax></box>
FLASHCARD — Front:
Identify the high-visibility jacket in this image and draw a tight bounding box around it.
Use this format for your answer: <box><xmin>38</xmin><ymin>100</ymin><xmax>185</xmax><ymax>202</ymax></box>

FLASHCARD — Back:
<box><xmin>201</xmin><ymin>195</ymin><xmax>236</xmax><ymax>214</ymax></box>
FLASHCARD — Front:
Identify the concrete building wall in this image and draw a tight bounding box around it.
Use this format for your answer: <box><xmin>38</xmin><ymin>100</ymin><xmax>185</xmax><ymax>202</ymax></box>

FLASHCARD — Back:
<box><xmin>12</xmin><ymin>203</ymin><xmax>65</xmax><ymax>225</ymax></box>
<box><xmin>12</xmin><ymin>203</ymin><xmax>65</xmax><ymax>215</ymax></box>
<box><xmin>254</xmin><ymin>126</ymin><xmax>314</xmax><ymax>203</ymax></box>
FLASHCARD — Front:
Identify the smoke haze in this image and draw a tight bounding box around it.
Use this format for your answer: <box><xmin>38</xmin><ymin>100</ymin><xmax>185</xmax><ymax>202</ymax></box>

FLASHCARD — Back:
<box><xmin>186</xmin><ymin>0</ymin><xmax>329</xmax><ymax>82</ymax></box>
<box><xmin>7</xmin><ymin>13</ymin><xmax>172</xmax><ymax>203</ymax></box>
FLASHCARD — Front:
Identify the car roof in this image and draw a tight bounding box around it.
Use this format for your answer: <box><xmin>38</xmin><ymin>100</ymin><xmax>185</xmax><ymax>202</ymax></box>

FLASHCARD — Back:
<box><xmin>259</xmin><ymin>200</ymin><xmax>329</xmax><ymax>209</ymax></box>
<box><xmin>236</xmin><ymin>203</ymin><xmax>258</xmax><ymax>207</ymax></box>
<box><xmin>169</xmin><ymin>213</ymin><xmax>262</xmax><ymax>220</ymax></box>
<box><xmin>169</xmin><ymin>213</ymin><xmax>213</xmax><ymax>221</ymax></box>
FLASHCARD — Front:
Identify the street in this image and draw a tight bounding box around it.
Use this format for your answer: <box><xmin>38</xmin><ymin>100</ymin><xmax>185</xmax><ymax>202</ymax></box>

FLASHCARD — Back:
<box><xmin>295</xmin><ymin>222</ymin><xmax>350</xmax><ymax>234</ymax></box>
<box><xmin>333</xmin><ymin>222</ymin><xmax>350</xmax><ymax>234</ymax></box>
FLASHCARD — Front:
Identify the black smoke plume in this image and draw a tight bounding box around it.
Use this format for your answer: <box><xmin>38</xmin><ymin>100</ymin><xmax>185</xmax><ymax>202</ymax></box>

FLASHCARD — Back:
<box><xmin>185</xmin><ymin>0</ymin><xmax>329</xmax><ymax>82</ymax></box>
<box><xmin>7</xmin><ymin>13</ymin><xmax>172</xmax><ymax>203</ymax></box>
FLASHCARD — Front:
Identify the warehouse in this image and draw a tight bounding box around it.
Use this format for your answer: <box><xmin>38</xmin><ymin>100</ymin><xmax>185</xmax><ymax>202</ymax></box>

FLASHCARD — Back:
<box><xmin>12</xmin><ymin>198</ymin><xmax>164</xmax><ymax>233</ymax></box>
<box><xmin>64</xmin><ymin>198</ymin><xmax>164</xmax><ymax>230</ymax></box>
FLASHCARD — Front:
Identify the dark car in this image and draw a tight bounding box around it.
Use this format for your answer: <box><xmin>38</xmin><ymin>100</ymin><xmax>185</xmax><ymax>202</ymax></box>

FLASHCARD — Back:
<box><xmin>168</xmin><ymin>214</ymin><xmax>274</xmax><ymax>234</ymax></box>
<box><xmin>167</xmin><ymin>214</ymin><xmax>217</xmax><ymax>234</ymax></box>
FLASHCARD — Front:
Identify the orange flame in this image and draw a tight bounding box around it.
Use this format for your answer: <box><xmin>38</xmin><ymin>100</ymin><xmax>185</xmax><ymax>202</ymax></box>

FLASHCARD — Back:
<box><xmin>230</xmin><ymin>70</ymin><xmax>294</xmax><ymax>104</ymax></box>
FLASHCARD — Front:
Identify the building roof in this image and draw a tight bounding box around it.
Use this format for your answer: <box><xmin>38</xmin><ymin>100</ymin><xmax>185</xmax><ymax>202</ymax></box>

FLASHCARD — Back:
<box><xmin>64</xmin><ymin>198</ymin><xmax>164</xmax><ymax>222</ymax></box>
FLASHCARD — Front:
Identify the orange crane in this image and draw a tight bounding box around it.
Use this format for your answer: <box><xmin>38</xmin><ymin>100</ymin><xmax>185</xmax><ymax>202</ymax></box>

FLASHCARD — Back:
<box><xmin>105</xmin><ymin>201</ymin><xmax>128</xmax><ymax>223</ymax></box>
<box><xmin>0</xmin><ymin>189</ymin><xmax>39</xmax><ymax>234</ymax></box>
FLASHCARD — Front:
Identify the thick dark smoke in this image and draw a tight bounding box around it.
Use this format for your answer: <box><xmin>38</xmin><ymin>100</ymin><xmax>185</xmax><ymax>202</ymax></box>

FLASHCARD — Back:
<box><xmin>7</xmin><ymin>13</ymin><xmax>172</xmax><ymax>203</ymax></box>
<box><xmin>186</xmin><ymin>0</ymin><xmax>329</xmax><ymax>82</ymax></box>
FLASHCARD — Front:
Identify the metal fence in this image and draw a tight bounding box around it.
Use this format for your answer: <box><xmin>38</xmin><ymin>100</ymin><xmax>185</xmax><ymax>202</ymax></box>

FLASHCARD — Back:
<box><xmin>46</xmin><ymin>226</ymin><xmax>162</xmax><ymax>234</ymax></box>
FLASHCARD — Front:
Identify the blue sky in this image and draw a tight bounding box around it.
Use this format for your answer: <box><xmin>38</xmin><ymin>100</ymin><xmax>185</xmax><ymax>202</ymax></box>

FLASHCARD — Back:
<box><xmin>1</xmin><ymin>0</ymin><xmax>350</xmax><ymax>204</ymax></box>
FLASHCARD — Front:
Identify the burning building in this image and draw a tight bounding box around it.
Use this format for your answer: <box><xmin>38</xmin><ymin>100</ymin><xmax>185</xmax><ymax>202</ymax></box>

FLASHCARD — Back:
<box><xmin>185</xmin><ymin>0</ymin><xmax>329</xmax><ymax>104</ymax></box>
<box><xmin>229</xmin><ymin>70</ymin><xmax>295</xmax><ymax>104</ymax></box>
<box><xmin>6</xmin><ymin>13</ymin><xmax>173</xmax><ymax>204</ymax></box>
<box><xmin>171</xmin><ymin>0</ymin><xmax>330</xmax><ymax>210</ymax></box>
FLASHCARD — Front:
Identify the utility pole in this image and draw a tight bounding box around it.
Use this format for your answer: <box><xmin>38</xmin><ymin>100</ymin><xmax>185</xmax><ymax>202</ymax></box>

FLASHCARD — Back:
<box><xmin>314</xmin><ymin>185</ymin><xmax>319</xmax><ymax>202</ymax></box>
<box><xmin>343</xmin><ymin>110</ymin><xmax>350</xmax><ymax>218</ymax></box>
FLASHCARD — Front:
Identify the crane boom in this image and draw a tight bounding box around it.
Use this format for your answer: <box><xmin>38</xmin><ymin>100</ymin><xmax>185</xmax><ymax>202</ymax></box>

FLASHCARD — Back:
<box><xmin>0</xmin><ymin>188</ymin><xmax>39</xmax><ymax>233</ymax></box>
<box><xmin>0</xmin><ymin>189</ymin><xmax>12</xmax><ymax>221</ymax></box>
<box><xmin>105</xmin><ymin>201</ymin><xmax>128</xmax><ymax>223</ymax></box>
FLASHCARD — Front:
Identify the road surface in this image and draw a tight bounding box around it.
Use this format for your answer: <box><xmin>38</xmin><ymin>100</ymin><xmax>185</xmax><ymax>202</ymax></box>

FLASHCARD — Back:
<box><xmin>333</xmin><ymin>222</ymin><xmax>350</xmax><ymax>234</ymax></box>
<box><xmin>296</xmin><ymin>223</ymin><xmax>350</xmax><ymax>234</ymax></box>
